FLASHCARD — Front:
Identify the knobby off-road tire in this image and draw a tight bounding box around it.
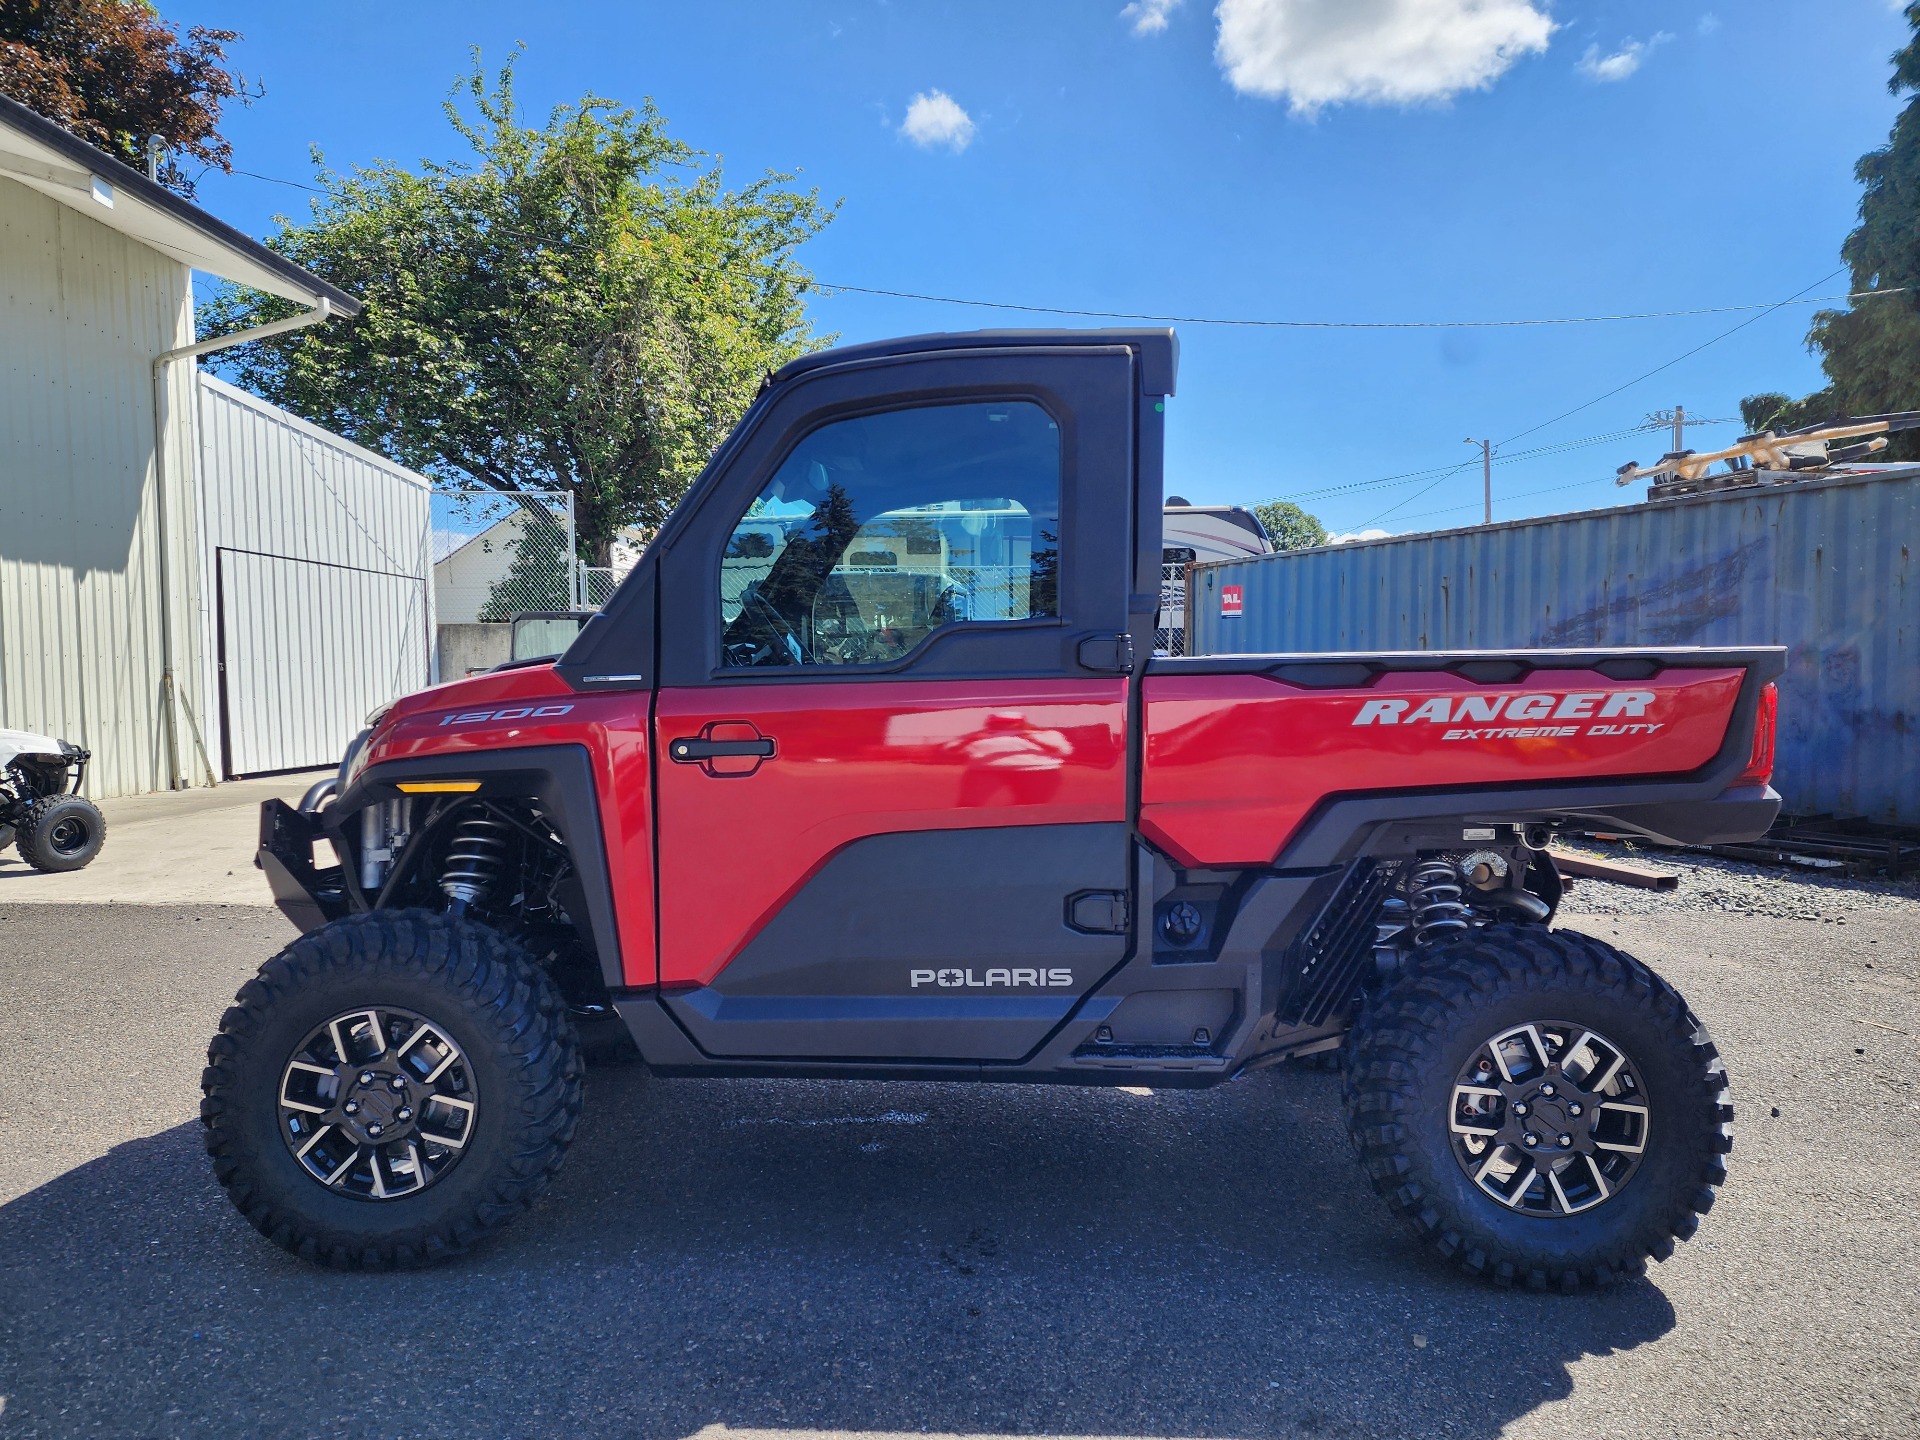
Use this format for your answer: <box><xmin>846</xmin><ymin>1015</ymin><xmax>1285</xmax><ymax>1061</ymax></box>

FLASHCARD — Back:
<box><xmin>16</xmin><ymin>793</ymin><xmax>105</xmax><ymax>872</ymax></box>
<box><xmin>201</xmin><ymin>909</ymin><xmax>584</xmax><ymax>1269</ymax></box>
<box><xmin>1343</xmin><ymin>924</ymin><xmax>1732</xmax><ymax>1293</ymax></box>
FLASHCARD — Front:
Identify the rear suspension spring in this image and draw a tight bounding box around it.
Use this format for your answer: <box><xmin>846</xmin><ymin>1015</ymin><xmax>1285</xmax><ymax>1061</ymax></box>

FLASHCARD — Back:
<box><xmin>1408</xmin><ymin>859</ymin><xmax>1471</xmax><ymax>947</ymax></box>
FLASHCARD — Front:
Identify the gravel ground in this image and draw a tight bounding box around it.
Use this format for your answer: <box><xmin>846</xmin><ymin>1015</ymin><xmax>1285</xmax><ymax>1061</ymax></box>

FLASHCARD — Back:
<box><xmin>1556</xmin><ymin>840</ymin><xmax>1920</xmax><ymax>920</ymax></box>
<box><xmin>1</xmin><ymin>861</ymin><xmax>1916</xmax><ymax>1439</ymax></box>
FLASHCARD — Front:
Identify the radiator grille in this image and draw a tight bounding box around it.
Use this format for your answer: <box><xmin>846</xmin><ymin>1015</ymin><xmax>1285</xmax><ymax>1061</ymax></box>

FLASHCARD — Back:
<box><xmin>1279</xmin><ymin>860</ymin><xmax>1388</xmax><ymax>1027</ymax></box>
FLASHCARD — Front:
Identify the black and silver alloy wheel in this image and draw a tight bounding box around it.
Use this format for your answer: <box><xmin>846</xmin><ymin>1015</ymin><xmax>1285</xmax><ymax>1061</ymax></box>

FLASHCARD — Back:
<box><xmin>1344</xmin><ymin>924</ymin><xmax>1734</xmax><ymax>1292</ymax></box>
<box><xmin>279</xmin><ymin>1006</ymin><xmax>479</xmax><ymax>1199</ymax></box>
<box><xmin>203</xmin><ymin>909</ymin><xmax>583</xmax><ymax>1270</ymax></box>
<box><xmin>1449</xmin><ymin>1021</ymin><xmax>1649</xmax><ymax>1216</ymax></box>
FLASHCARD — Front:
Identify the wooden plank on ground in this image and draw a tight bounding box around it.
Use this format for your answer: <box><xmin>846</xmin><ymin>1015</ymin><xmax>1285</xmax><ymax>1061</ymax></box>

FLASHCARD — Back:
<box><xmin>1550</xmin><ymin>849</ymin><xmax>1681</xmax><ymax>891</ymax></box>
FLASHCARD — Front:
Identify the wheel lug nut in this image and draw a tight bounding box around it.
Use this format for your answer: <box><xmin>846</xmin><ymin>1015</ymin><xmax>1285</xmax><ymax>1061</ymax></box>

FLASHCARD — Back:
<box><xmin>1523</xmin><ymin>1133</ymin><xmax>1539</xmax><ymax>1148</ymax></box>
<box><xmin>1568</xmin><ymin>1102</ymin><xmax>1582</xmax><ymax>1116</ymax></box>
<box><xmin>368</xmin><ymin>1123</ymin><xmax>383</xmax><ymax>1137</ymax></box>
<box><xmin>391</xmin><ymin>1077</ymin><xmax>406</xmax><ymax>1092</ymax></box>
<box><xmin>343</xmin><ymin>1101</ymin><xmax>360</xmax><ymax>1115</ymax></box>
<box><xmin>1512</xmin><ymin>1102</ymin><xmax>1528</xmax><ymax>1116</ymax></box>
<box><xmin>396</xmin><ymin>1107</ymin><xmax>412</xmax><ymax>1122</ymax></box>
<box><xmin>359</xmin><ymin>1071</ymin><xmax>374</xmax><ymax>1086</ymax></box>
<box><xmin>1539</xmin><ymin>1083</ymin><xmax>1555</xmax><ymax>1097</ymax></box>
<box><xmin>1558</xmin><ymin>1134</ymin><xmax>1573</xmax><ymax>1148</ymax></box>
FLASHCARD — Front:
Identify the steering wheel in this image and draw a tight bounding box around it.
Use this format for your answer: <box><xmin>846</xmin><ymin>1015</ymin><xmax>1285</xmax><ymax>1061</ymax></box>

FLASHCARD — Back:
<box><xmin>739</xmin><ymin>588</ymin><xmax>808</xmax><ymax>666</ymax></box>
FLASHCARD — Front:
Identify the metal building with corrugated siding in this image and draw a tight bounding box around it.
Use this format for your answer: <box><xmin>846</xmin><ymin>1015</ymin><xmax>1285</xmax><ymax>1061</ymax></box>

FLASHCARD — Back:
<box><xmin>195</xmin><ymin>375</ymin><xmax>433</xmax><ymax>780</ymax></box>
<box><xmin>1187</xmin><ymin>468</ymin><xmax>1918</xmax><ymax>825</ymax></box>
<box><xmin>1</xmin><ymin>95</ymin><xmax>430</xmax><ymax>796</ymax></box>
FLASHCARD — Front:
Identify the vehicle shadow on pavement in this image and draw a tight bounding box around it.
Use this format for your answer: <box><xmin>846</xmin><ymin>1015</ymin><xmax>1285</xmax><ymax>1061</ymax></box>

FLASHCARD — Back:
<box><xmin>0</xmin><ymin>1066</ymin><xmax>1675</xmax><ymax>1438</ymax></box>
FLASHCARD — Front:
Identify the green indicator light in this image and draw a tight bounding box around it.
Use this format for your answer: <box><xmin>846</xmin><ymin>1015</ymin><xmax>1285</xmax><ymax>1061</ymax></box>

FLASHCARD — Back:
<box><xmin>1154</xmin><ymin>401</ymin><xmax>1165</xmax><ymax>412</ymax></box>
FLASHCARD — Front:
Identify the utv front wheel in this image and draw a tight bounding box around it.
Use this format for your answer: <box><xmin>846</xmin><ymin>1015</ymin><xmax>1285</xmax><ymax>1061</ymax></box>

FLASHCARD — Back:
<box><xmin>1344</xmin><ymin>926</ymin><xmax>1732</xmax><ymax>1292</ymax></box>
<box><xmin>17</xmin><ymin>793</ymin><xmax>105</xmax><ymax>872</ymax></box>
<box><xmin>201</xmin><ymin>910</ymin><xmax>584</xmax><ymax>1268</ymax></box>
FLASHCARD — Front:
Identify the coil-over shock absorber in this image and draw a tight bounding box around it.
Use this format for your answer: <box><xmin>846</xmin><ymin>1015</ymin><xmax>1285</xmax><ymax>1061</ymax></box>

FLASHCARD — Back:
<box><xmin>1408</xmin><ymin>858</ymin><xmax>1471</xmax><ymax>947</ymax></box>
<box><xmin>439</xmin><ymin>810</ymin><xmax>512</xmax><ymax>907</ymax></box>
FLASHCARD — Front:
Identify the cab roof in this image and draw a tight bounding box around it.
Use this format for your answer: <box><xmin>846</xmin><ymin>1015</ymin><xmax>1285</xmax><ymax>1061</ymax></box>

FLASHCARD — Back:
<box><xmin>773</xmin><ymin>328</ymin><xmax>1178</xmax><ymax>396</ymax></box>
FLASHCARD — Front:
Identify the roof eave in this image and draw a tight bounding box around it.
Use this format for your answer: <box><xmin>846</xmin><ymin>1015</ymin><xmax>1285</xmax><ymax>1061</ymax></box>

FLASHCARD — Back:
<box><xmin>0</xmin><ymin>94</ymin><xmax>359</xmax><ymax>315</ymax></box>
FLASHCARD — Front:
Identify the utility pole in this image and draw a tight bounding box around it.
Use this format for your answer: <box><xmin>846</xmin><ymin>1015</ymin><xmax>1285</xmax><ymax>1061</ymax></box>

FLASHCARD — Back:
<box><xmin>1465</xmin><ymin>437</ymin><xmax>1492</xmax><ymax>523</ymax></box>
<box><xmin>1647</xmin><ymin>406</ymin><xmax>1691</xmax><ymax>452</ymax></box>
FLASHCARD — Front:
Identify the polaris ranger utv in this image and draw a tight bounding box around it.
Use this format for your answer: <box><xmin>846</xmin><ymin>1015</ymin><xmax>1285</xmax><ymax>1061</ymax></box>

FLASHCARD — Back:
<box><xmin>210</xmin><ymin>330</ymin><xmax>1781</xmax><ymax>1289</ymax></box>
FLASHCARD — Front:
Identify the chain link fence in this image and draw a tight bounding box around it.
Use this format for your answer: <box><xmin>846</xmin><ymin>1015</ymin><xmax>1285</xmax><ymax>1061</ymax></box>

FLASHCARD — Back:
<box><xmin>435</xmin><ymin>491</ymin><xmax>580</xmax><ymax>624</ymax></box>
<box><xmin>579</xmin><ymin>566</ymin><xmax>620</xmax><ymax>608</ymax></box>
<box><xmin>1155</xmin><ymin>554</ymin><xmax>1191</xmax><ymax>656</ymax></box>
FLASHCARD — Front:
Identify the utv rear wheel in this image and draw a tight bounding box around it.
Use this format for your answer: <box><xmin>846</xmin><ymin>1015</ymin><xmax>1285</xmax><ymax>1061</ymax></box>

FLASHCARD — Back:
<box><xmin>1343</xmin><ymin>925</ymin><xmax>1732</xmax><ymax>1292</ymax></box>
<box><xmin>17</xmin><ymin>793</ymin><xmax>104</xmax><ymax>872</ymax></box>
<box><xmin>201</xmin><ymin>909</ymin><xmax>584</xmax><ymax>1268</ymax></box>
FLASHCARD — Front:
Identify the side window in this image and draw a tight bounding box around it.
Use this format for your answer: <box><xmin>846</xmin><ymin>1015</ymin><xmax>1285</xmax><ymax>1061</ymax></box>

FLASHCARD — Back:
<box><xmin>718</xmin><ymin>401</ymin><xmax>1062</xmax><ymax>668</ymax></box>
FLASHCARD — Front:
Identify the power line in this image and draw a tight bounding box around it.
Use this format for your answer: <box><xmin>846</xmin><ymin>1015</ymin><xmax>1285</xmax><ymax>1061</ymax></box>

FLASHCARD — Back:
<box><xmin>815</xmin><ymin>279</ymin><xmax>1900</xmax><ymax>330</ymax></box>
<box><xmin>1281</xmin><ymin>417</ymin><xmax>1740</xmax><ymax>506</ymax></box>
<box><xmin>1315</xmin><ymin>270</ymin><xmax>1847</xmax><ymax>523</ymax></box>
<box><xmin>1494</xmin><ymin>270</ymin><xmax>1847</xmax><ymax>447</ymax></box>
<box><xmin>227</xmin><ymin>166</ymin><xmax>324</xmax><ymax>191</ymax></box>
<box><xmin>1356</xmin><ymin>414</ymin><xmax>1745</xmax><ymax>529</ymax></box>
<box><xmin>1360</xmin><ymin>460</ymin><xmax>1478</xmax><ymax>529</ymax></box>
<box><xmin>214</xmin><ymin>172</ymin><xmax>1899</xmax><ymax>334</ymax></box>
<box><xmin>1389</xmin><ymin>473</ymin><xmax>1626</xmax><ymax>527</ymax></box>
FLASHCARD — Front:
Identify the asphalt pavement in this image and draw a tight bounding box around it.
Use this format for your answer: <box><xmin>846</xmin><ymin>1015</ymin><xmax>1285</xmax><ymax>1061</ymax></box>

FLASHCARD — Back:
<box><xmin>1</xmin><ymin>868</ymin><xmax>1916</xmax><ymax>1438</ymax></box>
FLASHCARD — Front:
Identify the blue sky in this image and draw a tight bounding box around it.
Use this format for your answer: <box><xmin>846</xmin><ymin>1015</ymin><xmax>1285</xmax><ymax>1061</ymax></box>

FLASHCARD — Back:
<box><xmin>175</xmin><ymin>0</ymin><xmax>1914</xmax><ymax>537</ymax></box>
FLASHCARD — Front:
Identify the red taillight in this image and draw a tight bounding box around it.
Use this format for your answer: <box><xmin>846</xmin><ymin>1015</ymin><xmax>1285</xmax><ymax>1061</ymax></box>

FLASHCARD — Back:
<box><xmin>1735</xmin><ymin>682</ymin><xmax>1777</xmax><ymax>786</ymax></box>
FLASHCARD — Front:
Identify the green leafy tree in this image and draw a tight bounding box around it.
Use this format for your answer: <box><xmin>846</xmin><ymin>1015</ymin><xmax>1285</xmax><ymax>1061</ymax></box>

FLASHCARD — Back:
<box><xmin>203</xmin><ymin>54</ymin><xmax>834</xmax><ymax>563</ymax></box>
<box><xmin>1745</xmin><ymin>5</ymin><xmax>1920</xmax><ymax>446</ymax></box>
<box><xmin>1253</xmin><ymin>499</ymin><xmax>1328</xmax><ymax>551</ymax></box>
<box><xmin>476</xmin><ymin>513</ymin><xmax>572</xmax><ymax>622</ymax></box>
<box><xmin>0</xmin><ymin>0</ymin><xmax>252</xmax><ymax>196</ymax></box>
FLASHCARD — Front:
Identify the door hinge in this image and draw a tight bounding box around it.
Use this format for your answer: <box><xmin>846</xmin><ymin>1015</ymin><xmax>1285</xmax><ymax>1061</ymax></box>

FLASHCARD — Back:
<box><xmin>1066</xmin><ymin>889</ymin><xmax>1131</xmax><ymax>935</ymax></box>
<box><xmin>1076</xmin><ymin>633</ymin><xmax>1136</xmax><ymax>674</ymax></box>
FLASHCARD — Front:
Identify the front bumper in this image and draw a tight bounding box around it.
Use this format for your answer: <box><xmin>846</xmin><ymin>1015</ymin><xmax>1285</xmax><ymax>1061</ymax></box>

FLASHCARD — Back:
<box><xmin>257</xmin><ymin>798</ymin><xmax>349</xmax><ymax>933</ymax></box>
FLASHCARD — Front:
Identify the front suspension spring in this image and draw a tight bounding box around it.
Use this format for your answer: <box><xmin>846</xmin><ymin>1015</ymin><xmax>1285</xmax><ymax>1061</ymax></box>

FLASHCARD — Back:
<box><xmin>439</xmin><ymin>812</ymin><xmax>512</xmax><ymax>906</ymax></box>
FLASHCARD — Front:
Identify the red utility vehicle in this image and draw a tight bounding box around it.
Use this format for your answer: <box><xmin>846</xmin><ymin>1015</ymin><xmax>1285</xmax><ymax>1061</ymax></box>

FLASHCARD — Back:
<box><xmin>207</xmin><ymin>330</ymin><xmax>1781</xmax><ymax>1289</ymax></box>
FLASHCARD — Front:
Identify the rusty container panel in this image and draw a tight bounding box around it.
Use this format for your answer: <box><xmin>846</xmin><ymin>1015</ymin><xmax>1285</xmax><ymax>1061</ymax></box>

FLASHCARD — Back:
<box><xmin>1187</xmin><ymin>470</ymin><xmax>1918</xmax><ymax>824</ymax></box>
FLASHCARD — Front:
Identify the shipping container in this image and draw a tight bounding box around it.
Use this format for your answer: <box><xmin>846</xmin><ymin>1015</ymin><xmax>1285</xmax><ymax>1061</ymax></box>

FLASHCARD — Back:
<box><xmin>1187</xmin><ymin>469</ymin><xmax>1919</xmax><ymax>824</ymax></box>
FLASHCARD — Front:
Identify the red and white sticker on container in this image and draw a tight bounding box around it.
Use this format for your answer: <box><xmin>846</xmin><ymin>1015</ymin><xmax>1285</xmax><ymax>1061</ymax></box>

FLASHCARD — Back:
<box><xmin>1220</xmin><ymin>584</ymin><xmax>1243</xmax><ymax>619</ymax></box>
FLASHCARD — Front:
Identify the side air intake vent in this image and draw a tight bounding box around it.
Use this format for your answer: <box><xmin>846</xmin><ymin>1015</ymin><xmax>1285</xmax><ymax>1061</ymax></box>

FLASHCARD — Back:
<box><xmin>1279</xmin><ymin>860</ymin><xmax>1389</xmax><ymax>1027</ymax></box>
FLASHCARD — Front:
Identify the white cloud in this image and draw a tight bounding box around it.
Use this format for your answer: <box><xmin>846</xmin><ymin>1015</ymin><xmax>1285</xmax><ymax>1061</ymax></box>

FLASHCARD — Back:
<box><xmin>1123</xmin><ymin>0</ymin><xmax>1184</xmax><ymax>35</ymax></box>
<box><xmin>899</xmin><ymin>90</ymin><xmax>976</xmax><ymax>151</ymax></box>
<box><xmin>1328</xmin><ymin>528</ymin><xmax>1393</xmax><ymax>544</ymax></box>
<box><xmin>1697</xmin><ymin>13</ymin><xmax>1721</xmax><ymax>36</ymax></box>
<box><xmin>1213</xmin><ymin>0</ymin><xmax>1554</xmax><ymax>115</ymax></box>
<box><xmin>1576</xmin><ymin>32</ymin><xmax>1672</xmax><ymax>83</ymax></box>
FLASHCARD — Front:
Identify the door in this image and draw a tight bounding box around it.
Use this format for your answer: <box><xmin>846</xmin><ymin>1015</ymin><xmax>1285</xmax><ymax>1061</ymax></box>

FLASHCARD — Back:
<box><xmin>653</xmin><ymin>350</ymin><xmax>1141</xmax><ymax>1061</ymax></box>
<box><xmin>217</xmin><ymin>547</ymin><xmax>429</xmax><ymax>777</ymax></box>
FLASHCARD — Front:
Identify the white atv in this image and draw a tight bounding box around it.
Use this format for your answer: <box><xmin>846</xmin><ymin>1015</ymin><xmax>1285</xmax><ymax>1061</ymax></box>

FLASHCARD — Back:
<box><xmin>0</xmin><ymin>729</ymin><xmax>105</xmax><ymax>873</ymax></box>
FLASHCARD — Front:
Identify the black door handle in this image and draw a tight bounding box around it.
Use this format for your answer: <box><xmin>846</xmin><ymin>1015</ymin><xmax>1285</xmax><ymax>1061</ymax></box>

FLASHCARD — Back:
<box><xmin>669</xmin><ymin>736</ymin><xmax>776</xmax><ymax>763</ymax></box>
